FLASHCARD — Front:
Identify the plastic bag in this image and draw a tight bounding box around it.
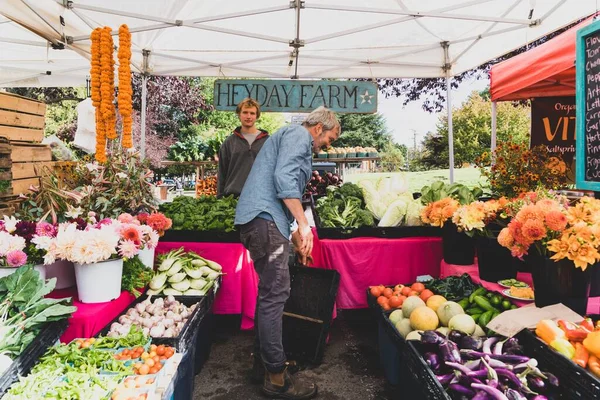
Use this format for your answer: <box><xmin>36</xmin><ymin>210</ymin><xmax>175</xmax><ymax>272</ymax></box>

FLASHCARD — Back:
<box><xmin>72</xmin><ymin>98</ymin><xmax>96</xmax><ymax>154</ymax></box>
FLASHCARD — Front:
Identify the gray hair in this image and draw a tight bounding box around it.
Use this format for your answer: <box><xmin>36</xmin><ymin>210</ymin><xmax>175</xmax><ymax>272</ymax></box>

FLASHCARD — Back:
<box><xmin>302</xmin><ymin>106</ymin><xmax>341</xmax><ymax>133</ymax></box>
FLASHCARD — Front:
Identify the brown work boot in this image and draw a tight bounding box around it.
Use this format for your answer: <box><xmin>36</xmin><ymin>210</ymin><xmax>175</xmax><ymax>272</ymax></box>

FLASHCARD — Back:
<box><xmin>262</xmin><ymin>367</ymin><xmax>317</xmax><ymax>399</ymax></box>
<box><xmin>250</xmin><ymin>353</ymin><xmax>299</xmax><ymax>384</ymax></box>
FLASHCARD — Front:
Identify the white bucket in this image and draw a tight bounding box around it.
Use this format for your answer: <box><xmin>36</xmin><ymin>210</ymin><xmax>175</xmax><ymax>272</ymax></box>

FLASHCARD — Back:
<box><xmin>45</xmin><ymin>260</ymin><xmax>76</xmax><ymax>289</ymax></box>
<box><xmin>0</xmin><ymin>265</ymin><xmax>46</xmax><ymax>280</ymax></box>
<box><xmin>137</xmin><ymin>247</ymin><xmax>156</xmax><ymax>269</ymax></box>
<box><xmin>74</xmin><ymin>258</ymin><xmax>123</xmax><ymax>303</ymax></box>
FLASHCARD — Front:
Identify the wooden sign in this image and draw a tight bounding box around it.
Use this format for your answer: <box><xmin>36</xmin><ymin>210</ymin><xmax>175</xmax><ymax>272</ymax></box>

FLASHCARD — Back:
<box><xmin>576</xmin><ymin>19</ymin><xmax>600</xmax><ymax>190</ymax></box>
<box><xmin>214</xmin><ymin>79</ymin><xmax>378</xmax><ymax>113</ymax></box>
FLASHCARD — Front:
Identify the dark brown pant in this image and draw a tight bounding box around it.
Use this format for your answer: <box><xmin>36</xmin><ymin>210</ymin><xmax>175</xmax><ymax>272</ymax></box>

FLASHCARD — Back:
<box><xmin>240</xmin><ymin>217</ymin><xmax>290</xmax><ymax>373</ymax></box>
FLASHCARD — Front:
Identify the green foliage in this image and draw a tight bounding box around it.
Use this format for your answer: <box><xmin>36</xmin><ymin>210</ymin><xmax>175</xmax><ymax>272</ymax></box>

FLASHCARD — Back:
<box><xmin>419</xmin><ymin>181</ymin><xmax>483</xmax><ymax>205</ymax></box>
<box><xmin>424</xmin><ymin>90</ymin><xmax>530</xmax><ymax>168</ymax></box>
<box><xmin>159</xmin><ymin>195</ymin><xmax>237</xmax><ymax>231</ymax></box>
<box><xmin>379</xmin><ymin>143</ymin><xmax>406</xmax><ymax>172</ymax></box>
<box><xmin>167</xmin><ymin>136</ymin><xmax>209</xmax><ymax>162</ymax></box>
<box><xmin>0</xmin><ymin>180</ymin><xmax>9</xmax><ymax>194</ymax></box>
<box><xmin>334</xmin><ymin>113</ymin><xmax>392</xmax><ymax>151</ymax></box>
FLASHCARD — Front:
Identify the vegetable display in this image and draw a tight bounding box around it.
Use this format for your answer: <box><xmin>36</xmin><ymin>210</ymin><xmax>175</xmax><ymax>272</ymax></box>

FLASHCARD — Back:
<box><xmin>159</xmin><ymin>195</ymin><xmax>237</xmax><ymax>232</ymax></box>
<box><xmin>425</xmin><ymin>274</ymin><xmax>479</xmax><ymax>302</ymax></box>
<box><xmin>148</xmin><ymin>248</ymin><xmax>222</xmax><ymax>296</ymax></box>
<box><xmin>359</xmin><ymin>177</ymin><xmax>424</xmax><ymax>227</ymax></box>
<box><xmin>196</xmin><ymin>176</ymin><xmax>217</xmax><ymax>197</ymax></box>
<box><xmin>536</xmin><ymin>318</ymin><xmax>600</xmax><ymax>378</ymax></box>
<box><xmin>0</xmin><ymin>266</ymin><xmax>76</xmax><ymax>369</ymax></box>
<box><xmin>3</xmin><ymin>327</ymin><xmax>179</xmax><ymax>399</ymax></box>
<box><xmin>315</xmin><ymin>183</ymin><xmax>374</xmax><ymax>229</ymax></box>
<box><xmin>107</xmin><ymin>295</ymin><xmax>197</xmax><ymax>338</ymax></box>
<box><xmin>414</xmin><ymin>329</ymin><xmax>562</xmax><ymax>399</ymax></box>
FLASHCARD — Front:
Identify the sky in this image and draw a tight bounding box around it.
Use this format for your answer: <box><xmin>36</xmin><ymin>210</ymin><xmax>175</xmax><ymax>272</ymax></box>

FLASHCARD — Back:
<box><xmin>378</xmin><ymin>77</ymin><xmax>489</xmax><ymax>148</ymax></box>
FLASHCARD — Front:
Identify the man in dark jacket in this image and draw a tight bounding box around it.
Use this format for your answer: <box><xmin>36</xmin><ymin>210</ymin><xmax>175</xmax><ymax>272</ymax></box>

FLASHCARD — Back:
<box><xmin>217</xmin><ymin>98</ymin><xmax>268</xmax><ymax>198</ymax></box>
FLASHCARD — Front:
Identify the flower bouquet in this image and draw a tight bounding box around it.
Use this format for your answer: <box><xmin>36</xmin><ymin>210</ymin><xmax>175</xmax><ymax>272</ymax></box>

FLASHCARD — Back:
<box><xmin>421</xmin><ymin>197</ymin><xmax>474</xmax><ymax>265</ymax></box>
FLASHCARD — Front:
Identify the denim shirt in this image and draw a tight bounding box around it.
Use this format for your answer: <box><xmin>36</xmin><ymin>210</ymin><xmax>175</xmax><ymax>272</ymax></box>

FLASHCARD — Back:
<box><xmin>234</xmin><ymin>124</ymin><xmax>313</xmax><ymax>239</ymax></box>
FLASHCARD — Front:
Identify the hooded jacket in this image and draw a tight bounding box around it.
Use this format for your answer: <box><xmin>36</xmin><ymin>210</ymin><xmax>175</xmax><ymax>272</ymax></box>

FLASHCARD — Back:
<box><xmin>217</xmin><ymin>127</ymin><xmax>269</xmax><ymax>197</ymax></box>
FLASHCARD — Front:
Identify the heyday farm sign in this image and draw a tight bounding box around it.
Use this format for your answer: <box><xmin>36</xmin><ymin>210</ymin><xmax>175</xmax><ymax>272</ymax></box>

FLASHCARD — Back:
<box><xmin>213</xmin><ymin>80</ymin><xmax>378</xmax><ymax>113</ymax></box>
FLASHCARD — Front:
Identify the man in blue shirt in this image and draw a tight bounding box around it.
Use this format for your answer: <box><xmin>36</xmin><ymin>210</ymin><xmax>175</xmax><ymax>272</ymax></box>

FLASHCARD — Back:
<box><xmin>235</xmin><ymin>106</ymin><xmax>340</xmax><ymax>399</ymax></box>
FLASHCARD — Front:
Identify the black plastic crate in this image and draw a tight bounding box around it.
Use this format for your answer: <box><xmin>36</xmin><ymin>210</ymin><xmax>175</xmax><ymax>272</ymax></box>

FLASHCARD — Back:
<box><xmin>97</xmin><ymin>295</ymin><xmax>206</xmax><ymax>353</ymax></box>
<box><xmin>517</xmin><ymin>328</ymin><xmax>600</xmax><ymax>399</ymax></box>
<box><xmin>281</xmin><ymin>266</ymin><xmax>340</xmax><ymax>364</ymax></box>
<box><xmin>160</xmin><ymin>229</ymin><xmax>240</xmax><ymax>243</ymax></box>
<box><xmin>0</xmin><ymin>319</ymin><xmax>68</xmax><ymax>396</ymax></box>
<box><xmin>311</xmin><ymin>195</ymin><xmax>442</xmax><ymax>240</ymax></box>
<box><xmin>403</xmin><ymin>341</ymin><xmax>451</xmax><ymax>400</ymax></box>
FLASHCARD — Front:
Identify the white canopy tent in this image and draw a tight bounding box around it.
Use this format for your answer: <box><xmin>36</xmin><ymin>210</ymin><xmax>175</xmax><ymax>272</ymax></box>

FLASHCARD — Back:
<box><xmin>0</xmin><ymin>0</ymin><xmax>596</xmax><ymax>180</ymax></box>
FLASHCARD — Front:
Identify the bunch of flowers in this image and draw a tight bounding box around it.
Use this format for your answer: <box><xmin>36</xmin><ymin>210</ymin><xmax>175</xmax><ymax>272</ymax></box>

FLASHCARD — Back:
<box><xmin>452</xmin><ymin>197</ymin><xmax>509</xmax><ymax>237</ymax></box>
<box><xmin>117</xmin><ymin>213</ymin><xmax>161</xmax><ymax>249</ymax></box>
<box><xmin>475</xmin><ymin>141</ymin><xmax>567</xmax><ymax>198</ymax></box>
<box><xmin>90</xmin><ymin>28</ymin><xmax>105</xmax><ymax>162</ymax></box>
<box><xmin>0</xmin><ymin>226</ymin><xmax>27</xmax><ymax>268</ymax></box>
<box><xmin>497</xmin><ymin>192</ymin><xmax>569</xmax><ymax>259</ymax></box>
<box><xmin>137</xmin><ymin>212</ymin><xmax>172</xmax><ymax>236</ymax></box>
<box><xmin>545</xmin><ymin>197</ymin><xmax>600</xmax><ymax>270</ymax></box>
<box><xmin>420</xmin><ymin>197</ymin><xmax>459</xmax><ymax>228</ymax></box>
<box><xmin>0</xmin><ymin>216</ymin><xmax>59</xmax><ymax>267</ymax></box>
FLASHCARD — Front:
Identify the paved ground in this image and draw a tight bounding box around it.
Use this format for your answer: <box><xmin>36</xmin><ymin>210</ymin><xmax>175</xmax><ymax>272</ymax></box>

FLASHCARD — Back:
<box><xmin>193</xmin><ymin>310</ymin><xmax>393</xmax><ymax>400</ymax></box>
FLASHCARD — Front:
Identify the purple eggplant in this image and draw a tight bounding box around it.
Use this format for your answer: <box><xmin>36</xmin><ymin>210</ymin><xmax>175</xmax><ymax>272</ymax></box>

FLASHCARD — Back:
<box><xmin>440</xmin><ymin>340</ymin><xmax>462</xmax><ymax>363</ymax></box>
<box><xmin>459</xmin><ymin>335</ymin><xmax>484</xmax><ymax>351</ymax></box>
<box><xmin>446</xmin><ymin>361</ymin><xmax>473</xmax><ymax>376</ymax></box>
<box><xmin>493</xmin><ymin>340</ymin><xmax>504</xmax><ymax>355</ymax></box>
<box><xmin>530</xmin><ymin>396</ymin><xmax>548</xmax><ymax>400</ymax></box>
<box><xmin>424</xmin><ymin>352</ymin><xmax>441</xmax><ymax>372</ymax></box>
<box><xmin>503</xmin><ymin>337</ymin><xmax>524</xmax><ymax>355</ymax></box>
<box><xmin>473</xmin><ymin>391</ymin><xmax>493</xmax><ymax>400</ymax></box>
<box><xmin>460</xmin><ymin>350</ymin><xmax>529</xmax><ymax>364</ymax></box>
<box><xmin>436</xmin><ymin>373</ymin><xmax>454</xmax><ymax>386</ymax></box>
<box><xmin>470</xmin><ymin>383</ymin><xmax>509</xmax><ymax>400</ymax></box>
<box><xmin>544</xmin><ymin>372</ymin><xmax>559</xmax><ymax>389</ymax></box>
<box><xmin>421</xmin><ymin>330</ymin><xmax>446</xmax><ymax>345</ymax></box>
<box><xmin>505</xmin><ymin>389</ymin><xmax>527</xmax><ymax>400</ymax></box>
<box><xmin>495</xmin><ymin>368</ymin><xmax>522</xmax><ymax>389</ymax></box>
<box><xmin>449</xmin><ymin>383</ymin><xmax>475</xmax><ymax>397</ymax></box>
<box><xmin>483</xmin><ymin>337</ymin><xmax>500</xmax><ymax>354</ymax></box>
<box><xmin>448</xmin><ymin>330</ymin><xmax>466</xmax><ymax>343</ymax></box>
<box><xmin>527</xmin><ymin>375</ymin><xmax>545</xmax><ymax>392</ymax></box>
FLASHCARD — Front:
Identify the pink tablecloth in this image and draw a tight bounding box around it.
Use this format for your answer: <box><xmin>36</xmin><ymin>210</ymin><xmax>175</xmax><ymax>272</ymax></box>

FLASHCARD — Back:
<box><xmin>157</xmin><ymin>242</ymin><xmax>258</xmax><ymax>330</ymax></box>
<box><xmin>47</xmin><ymin>288</ymin><xmax>136</xmax><ymax>343</ymax></box>
<box><xmin>440</xmin><ymin>261</ymin><xmax>600</xmax><ymax>314</ymax></box>
<box><xmin>313</xmin><ymin>232</ymin><xmax>443</xmax><ymax>309</ymax></box>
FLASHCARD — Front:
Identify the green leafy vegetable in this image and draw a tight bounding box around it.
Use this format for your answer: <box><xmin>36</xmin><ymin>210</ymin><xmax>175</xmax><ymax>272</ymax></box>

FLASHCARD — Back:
<box><xmin>121</xmin><ymin>255</ymin><xmax>154</xmax><ymax>297</ymax></box>
<box><xmin>160</xmin><ymin>195</ymin><xmax>237</xmax><ymax>231</ymax></box>
<box><xmin>424</xmin><ymin>273</ymin><xmax>478</xmax><ymax>301</ymax></box>
<box><xmin>315</xmin><ymin>183</ymin><xmax>373</xmax><ymax>229</ymax></box>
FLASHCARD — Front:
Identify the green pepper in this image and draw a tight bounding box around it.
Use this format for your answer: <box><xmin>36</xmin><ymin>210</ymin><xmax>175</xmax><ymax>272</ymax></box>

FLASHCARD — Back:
<box><xmin>469</xmin><ymin>287</ymin><xmax>487</xmax><ymax>304</ymax></box>
<box><xmin>466</xmin><ymin>306</ymin><xmax>484</xmax><ymax>315</ymax></box>
<box><xmin>471</xmin><ymin>313</ymin><xmax>482</xmax><ymax>323</ymax></box>
<box><xmin>474</xmin><ymin>296</ymin><xmax>496</xmax><ymax>312</ymax></box>
<box><xmin>478</xmin><ymin>310</ymin><xmax>494</xmax><ymax>328</ymax></box>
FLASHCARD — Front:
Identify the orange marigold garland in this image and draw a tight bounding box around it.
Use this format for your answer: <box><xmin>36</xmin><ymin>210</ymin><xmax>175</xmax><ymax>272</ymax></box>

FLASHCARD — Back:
<box><xmin>118</xmin><ymin>24</ymin><xmax>133</xmax><ymax>149</ymax></box>
<box><xmin>100</xmin><ymin>27</ymin><xmax>117</xmax><ymax>140</ymax></box>
<box><xmin>90</xmin><ymin>28</ymin><xmax>106</xmax><ymax>162</ymax></box>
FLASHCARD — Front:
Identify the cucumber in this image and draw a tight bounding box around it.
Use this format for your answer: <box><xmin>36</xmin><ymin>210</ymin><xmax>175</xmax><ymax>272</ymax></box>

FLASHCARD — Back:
<box><xmin>471</xmin><ymin>313</ymin><xmax>482</xmax><ymax>323</ymax></box>
<box><xmin>478</xmin><ymin>310</ymin><xmax>494</xmax><ymax>329</ymax></box>
<box><xmin>469</xmin><ymin>287</ymin><xmax>487</xmax><ymax>304</ymax></box>
<box><xmin>474</xmin><ymin>296</ymin><xmax>496</xmax><ymax>312</ymax></box>
<box><xmin>466</xmin><ymin>307</ymin><xmax>484</xmax><ymax>315</ymax></box>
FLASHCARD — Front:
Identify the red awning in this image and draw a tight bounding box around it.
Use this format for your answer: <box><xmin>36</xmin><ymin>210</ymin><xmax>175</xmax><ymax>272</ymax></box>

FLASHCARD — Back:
<box><xmin>490</xmin><ymin>16</ymin><xmax>596</xmax><ymax>102</ymax></box>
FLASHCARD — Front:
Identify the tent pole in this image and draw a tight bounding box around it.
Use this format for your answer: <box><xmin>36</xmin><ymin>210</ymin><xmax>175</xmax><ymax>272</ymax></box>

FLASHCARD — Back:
<box><xmin>447</xmin><ymin>76</ymin><xmax>454</xmax><ymax>183</ymax></box>
<box><xmin>491</xmin><ymin>101</ymin><xmax>497</xmax><ymax>154</ymax></box>
<box><xmin>140</xmin><ymin>75</ymin><xmax>148</xmax><ymax>159</ymax></box>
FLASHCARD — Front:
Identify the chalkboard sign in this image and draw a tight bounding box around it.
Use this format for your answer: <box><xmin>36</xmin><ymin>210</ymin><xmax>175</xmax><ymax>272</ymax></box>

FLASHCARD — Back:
<box><xmin>576</xmin><ymin>19</ymin><xmax>600</xmax><ymax>190</ymax></box>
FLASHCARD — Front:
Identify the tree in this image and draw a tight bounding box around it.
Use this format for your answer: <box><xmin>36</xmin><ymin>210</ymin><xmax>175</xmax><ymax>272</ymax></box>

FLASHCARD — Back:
<box><xmin>334</xmin><ymin>113</ymin><xmax>392</xmax><ymax>151</ymax></box>
<box><xmin>376</xmin><ymin>20</ymin><xmax>580</xmax><ymax>112</ymax></box>
<box><xmin>422</xmin><ymin>90</ymin><xmax>530</xmax><ymax>168</ymax></box>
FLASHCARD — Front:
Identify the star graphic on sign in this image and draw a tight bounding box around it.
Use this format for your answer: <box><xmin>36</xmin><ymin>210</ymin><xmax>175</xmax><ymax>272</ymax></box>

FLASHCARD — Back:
<box><xmin>360</xmin><ymin>90</ymin><xmax>373</xmax><ymax>104</ymax></box>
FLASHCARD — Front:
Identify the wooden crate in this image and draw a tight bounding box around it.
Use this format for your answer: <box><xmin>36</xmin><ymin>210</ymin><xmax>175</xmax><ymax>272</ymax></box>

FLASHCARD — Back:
<box><xmin>0</xmin><ymin>92</ymin><xmax>45</xmax><ymax>143</ymax></box>
<box><xmin>0</xmin><ymin>137</ymin><xmax>11</xmax><ymax>197</ymax></box>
